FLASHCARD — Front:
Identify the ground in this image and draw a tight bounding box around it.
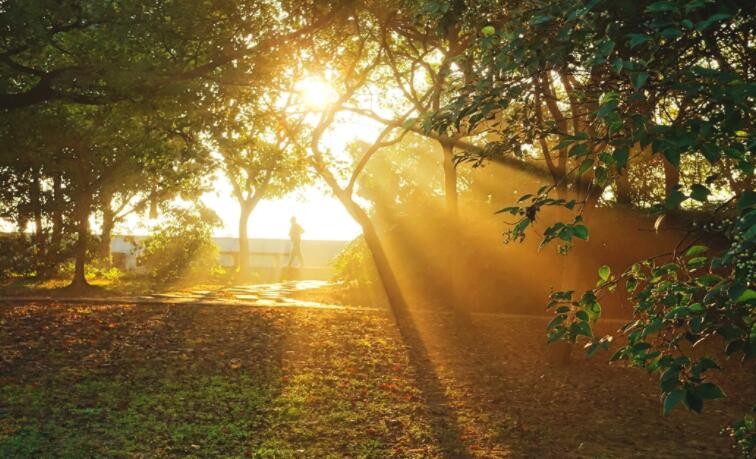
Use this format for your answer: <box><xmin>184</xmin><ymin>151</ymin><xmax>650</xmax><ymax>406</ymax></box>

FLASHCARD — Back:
<box><xmin>0</xmin><ymin>283</ymin><xmax>753</xmax><ymax>457</ymax></box>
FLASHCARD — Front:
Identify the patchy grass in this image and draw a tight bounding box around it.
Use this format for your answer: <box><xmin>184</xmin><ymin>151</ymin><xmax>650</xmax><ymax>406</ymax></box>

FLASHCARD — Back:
<box><xmin>0</xmin><ymin>274</ymin><xmax>234</xmax><ymax>298</ymax></box>
<box><xmin>0</xmin><ymin>301</ymin><xmax>753</xmax><ymax>457</ymax></box>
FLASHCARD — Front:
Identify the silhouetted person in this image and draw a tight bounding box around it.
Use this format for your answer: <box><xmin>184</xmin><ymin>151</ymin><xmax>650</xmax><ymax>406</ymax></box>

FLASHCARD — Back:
<box><xmin>287</xmin><ymin>216</ymin><xmax>304</xmax><ymax>267</ymax></box>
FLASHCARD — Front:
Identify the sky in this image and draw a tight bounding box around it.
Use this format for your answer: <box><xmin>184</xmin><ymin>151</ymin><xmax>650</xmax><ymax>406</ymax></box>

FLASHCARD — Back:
<box><xmin>199</xmin><ymin>92</ymin><xmax>384</xmax><ymax>241</ymax></box>
<box><xmin>120</xmin><ymin>91</ymin><xmax>386</xmax><ymax>242</ymax></box>
<box><xmin>201</xmin><ymin>183</ymin><xmax>362</xmax><ymax>241</ymax></box>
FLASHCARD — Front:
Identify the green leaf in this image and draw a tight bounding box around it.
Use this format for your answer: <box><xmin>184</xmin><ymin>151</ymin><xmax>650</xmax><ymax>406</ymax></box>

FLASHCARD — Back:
<box><xmin>573</xmin><ymin>225</ymin><xmax>589</xmax><ymax>240</ymax></box>
<box><xmin>690</xmin><ymin>184</ymin><xmax>710</xmax><ymax>202</ymax></box>
<box><xmin>687</xmin><ymin>256</ymin><xmax>708</xmax><ymax>269</ymax></box>
<box><xmin>628</xmin><ymin>34</ymin><xmax>649</xmax><ymax>48</ymax></box>
<box><xmin>481</xmin><ymin>25</ymin><xmax>496</xmax><ymax>37</ymax></box>
<box><xmin>735</xmin><ymin>289</ymin><xmax>756</xmax><ymax>304</ymax></box>
<box><xmin>645</xmin><ymin>1</ymin><xmax>676</xmax><ymax>13</ymax></box>
<box><xmin>569</xmin><ymin>143</ymin><xmax>589</xmax><ymax>157</ymax></box>
<box><xmin>578</xmin><ymin>159</ymin><xmax>594</xmax><ymax>174</ymax></box>
<box><xmin>595</xmin><ymin>38</ymin><xmax>615</xmax><ymax>60</ymax></box>
<box><xmin>631</xmin><ymin>72</ymin><xmax>649</xmax><ymax>89</ymax></box>
<box><xmin>613</xmin><ymin>147</ymin><xmax>629</xmax><ymax>168</ymax></box>
<box><xmin>663</xmin><ymin>149</ymin><xmax>681</xmax><ymax>167</ymax></box>
<box><xmin>694</xmin><ymin>357</ymin><xmax>719</xmax><ymax>373</ymax></box>
<box><xmin>665</xmin><ymin>306</ymin><xmax>692</xmax><ymax>319</ymax></box>
<box><xmin>547</xmin><ymin>314</ymin><xmax>566</xmax><ymax>329</ymax></box>
<box><xmin>664</xmin><ymin>189</ymin><xmax>687</xmax><ymax>209</ymax></box>
<box><xmin>585</xmin><ymin>300</ymin><xmax>602</xmax><ymax>321</ymax></box>
<box><xmin>685</xmin><ymin>245</ymin><xmax>708</xmax><ymax>257</ymax></box>
<box><xmin>612</xmin><ymin>57</ymin><xmax>624</xmax><ymax>74</ymax></box>
<box><xmin>696</xmin><ymin>13</ymin><xmax>732</xmax><ymax>31</ymax></box>
<box><xmin>696</xmin><ymin>274</ymin><xmax>722</xmax><ymax>286</ymax></box>
<box><xmin>701</xmin><ymin>144</ymin><xmax>721</xmax><ymax>163</ymax></box>
<box><xmin>663</xmin><ymin>389</ymin><xmax>685</xmax><ymax>415</ymax></box>
<box><xmin>737</xmin><ymin>191</ymin><xmax>756</xmax><ymax>211</ymax></box>
<box><xmin>598</xmin><ymin>265</ymin><xmax>611</xmax><ymax>281</ymax></box>
<box><xmin>684</xmin><ymin>391</ymin><xmax>704</xmax><ymax>413</ymax></box>
<box><xmin>548</xmin><ymin>327</ymin><xmax>567</xmax><ymax>343</ymax></box>
<box><xmin>573</xmin><ymin>321</ymin><xmax>593</xmax><ymax>338</ymax></box>
<box><xmin>695</xmin><ymin>383</ymin><xmax>726</xmax><ymax>400</ymax></box>
<box><xmin>531</xmin><ymin>14</ymin><xmax>553</xmax><ymax>25</ymax></box>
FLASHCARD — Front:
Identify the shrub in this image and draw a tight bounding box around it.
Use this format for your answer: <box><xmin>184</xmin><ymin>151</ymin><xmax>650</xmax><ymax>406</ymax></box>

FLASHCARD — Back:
<box><xmin>138</xmin><ymin>207</ymin><xmax>220</xmax><ymax>284</ymax></box>
<box><xmin>0</xmin><ymin>234</ymin><xmax>36</xmax><ymax>279</ymax></box>
<box><xmin>330</xmin><ymin>236</ymin><xmax>387</xmax><ymax>307</ymax></box>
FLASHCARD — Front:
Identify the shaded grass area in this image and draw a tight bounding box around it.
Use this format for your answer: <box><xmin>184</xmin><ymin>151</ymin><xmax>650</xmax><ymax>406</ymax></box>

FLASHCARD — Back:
<box><xmin>0</xmin><ymin>303</ymin><xmax>441</xmax><ymax>457</ymax></box>
<box><xmin>0</xmin><ymin>301</ymin><xmax>753</xmax><ymax>457</ymax></box>
<box><xmin>0</xmin><ymin>275</ymin><xmax>232</xmax><ymax>298</ymax></box>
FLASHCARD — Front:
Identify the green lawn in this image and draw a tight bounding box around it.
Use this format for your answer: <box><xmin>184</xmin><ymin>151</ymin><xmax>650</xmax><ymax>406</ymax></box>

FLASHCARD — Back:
<box><xmin>0</xmin><ymin>301</ymin><xmax>752</xmax><ymax>457</ymax></box>
<box><xmin>0</xmin><ymin>303</ymin><xmax>441</xmax><ymax>457</ymax></box>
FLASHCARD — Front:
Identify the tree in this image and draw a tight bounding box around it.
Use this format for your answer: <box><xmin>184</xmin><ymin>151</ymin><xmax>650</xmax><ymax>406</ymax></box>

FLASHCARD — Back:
<box><xmin>277</xmin><ymin>14</ymin><xmax>420</xmax><ymax>327</ymax></box>
<box><xmin>0</xmin><ymin>100</ymin><xmax>213</xmax><ymax>288</ymax></box>
<box><xmin>430</xmin><ymin>0</ymin><xmax>754</xmax><ymax>452</ymax></box>
<box><xmin>0</xmin><ymin>0</ymin><xmax>347</xmax><ymax>109</ymax></box>
<box><xmin>210</xmin><ymin>103</ymin><xmax>309</xmax><ymax>276</ymax></box>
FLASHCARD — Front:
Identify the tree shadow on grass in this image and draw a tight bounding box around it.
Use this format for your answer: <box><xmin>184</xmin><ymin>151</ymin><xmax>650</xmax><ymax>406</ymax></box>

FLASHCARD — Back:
<box><xmin>389</xmin><ymin>305</ymin><xmax>474</xmax><ymax>458</ymax></box>
<box><xmin>0</xmin><ymin>302</ymin><xmax>288</xmax><ymax>457</ymax></box>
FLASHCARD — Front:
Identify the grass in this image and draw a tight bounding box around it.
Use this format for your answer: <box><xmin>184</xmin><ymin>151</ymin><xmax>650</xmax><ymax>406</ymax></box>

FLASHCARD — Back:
<box><xmin>0</xmin><ymin>302</ymin><xmax>440</xmax><ymax>457</ymax></box>
<box><xmin>0</xmin><ymin>301</ymin><xmax>753</xmax><ymax>457</ymax></box>
<box><xmin>0</xmin><ymin>273</ymin><xmax>234</xmax><ymax>298</ymax></box>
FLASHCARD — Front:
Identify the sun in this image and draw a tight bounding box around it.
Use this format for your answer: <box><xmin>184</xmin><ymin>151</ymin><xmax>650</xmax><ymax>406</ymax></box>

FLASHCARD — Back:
<box><xmin>296</xmin><ymin>77</ymin><xmax>338</xmax><ymax>110</ymax></box>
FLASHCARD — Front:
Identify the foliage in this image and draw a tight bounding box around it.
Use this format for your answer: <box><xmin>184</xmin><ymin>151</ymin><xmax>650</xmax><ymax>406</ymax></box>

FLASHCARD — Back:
<box><xmin>0</xmin><ymin>0</ymin><xmax>342</xmax><ymax>284</ymax></box>
<box><xmin>332</xmin><ymin>236</ymin><xmax>380</xmax><ymax>291</ymax></box>
<box><xmin>329</xmin><ymin>235</ymin><xmax>390</xmax><ymax>308</ymax></box>
<box><xmin>0</xmin><ymin>0</ymin><xmax>337</xmax><ymax>109</ymax></box>
<box><xmin>58</xmin><ymin>260</ymin><xmax>122</xmax><ymax>283</ymax></box>
<box><xmin>138</xmin><ymin>207</ymin><xmax>221</xmax><ymax>284</ymax></box>
<box><xmin>725</xmin><ymin>407</ymin><xmax>756</xmax><ymax>457</ymax></box>
<box><xmin>424</xmin><ymin>0</ymin><xmax>754</xmax><ymax>452</ymax></box>
<box><xmin>0</xmin><ymin>234</ymin><xmax>37</xmax><ymax>279</ymax></box>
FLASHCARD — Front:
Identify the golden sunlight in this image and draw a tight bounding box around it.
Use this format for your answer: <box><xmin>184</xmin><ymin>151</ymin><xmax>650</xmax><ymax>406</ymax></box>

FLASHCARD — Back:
<box><xmin>296</xmin><ymin>76</ymin><xmax>338</xmax><ymax>110</ymax></box>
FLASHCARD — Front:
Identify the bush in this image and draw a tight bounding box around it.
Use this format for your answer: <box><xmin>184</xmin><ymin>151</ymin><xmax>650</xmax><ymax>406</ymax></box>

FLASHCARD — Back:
<box><xmin>138</xmin><ymin>207</ymin><xmax>220</xmax><ymax>284</ymax></box>
<box><xmin>0</xmin><ymin>234</ymin><xmax>37</xmax><ymax>279</ymax></box>
<box><xmin>330</xmin><ymin>236</ymin><xmax>386</xmax><ymax>307</ymax></box>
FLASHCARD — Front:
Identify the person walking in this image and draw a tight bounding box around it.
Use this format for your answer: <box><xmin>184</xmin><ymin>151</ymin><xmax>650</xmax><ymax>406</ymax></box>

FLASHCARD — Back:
<box><xmin>287</xmin><ymin>216</ymin><xmax>304</xmax><ymax>267</ymax></box>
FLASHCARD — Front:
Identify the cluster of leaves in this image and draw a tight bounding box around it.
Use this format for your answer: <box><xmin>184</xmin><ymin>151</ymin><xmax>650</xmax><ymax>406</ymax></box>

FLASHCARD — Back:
<box><xmin>547</xmin><ymin>192</ymin><xmax>755</xmax><ymax>452</ymax></box>
<box><xmin>497</xmin><ymin>184</ymin><xmax>587</xmax><ymax>250</ymax></box>
<box><xmin>138</xmin><ymin>207</ymin><xmax>221</xmax><ymax>284</ymax></box>
<box><xmin>0</xmin><ymin>234</ymin><xmax>38</xmax><ymax>279</ymax></box>
<box><xmin>331</xmin><ymin>236</ymin><xmax>382</xmax><ymax>297</ymax></box>
<box><xmin>424</xmin><ymin>0</ymin><xmax>754</xmax><ymax>452</ymax></box>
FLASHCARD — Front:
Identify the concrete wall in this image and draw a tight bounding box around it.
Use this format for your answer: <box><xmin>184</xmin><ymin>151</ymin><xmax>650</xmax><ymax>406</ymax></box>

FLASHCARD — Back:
<box><xmin>111</xmin><ymin>236</ymin><xmax>349</xmax><ymax>275</ymax></box>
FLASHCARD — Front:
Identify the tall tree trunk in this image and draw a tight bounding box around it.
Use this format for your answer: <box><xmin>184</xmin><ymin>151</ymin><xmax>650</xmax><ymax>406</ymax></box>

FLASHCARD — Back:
<box><xmin>441</xmin><ymin>142</ymin><xmax>458</xmax><ymax>217</ymax></box>
<box><xmin>330</xmin><ymin>189</ymin><xmax>411</xmax><ymax>320</ymax></box>
<box><xmin>71</xmin><ymin>193</ymin><xmax>92</xmax><ymax>288</ymax></box>
<box><xmin>30</xmin><ymin>169</ymin><xmax>45</xmax><ymax>257</ymax></box>
<box><xmin>238</xmin><ymin>202</ymin><xmax>252</xmax><ymax>276</ymax></box>
<box><xmin>51</xmin><ymin>173</ymin><xmax>63</xmax><ymax>254</ymax></box>
<box><xmin>100</xmin><ymin>191</ymin><xmax>114</xmax><ymax>266</ymax></box>
<box><xmin>441</xmin><ymin>141</ymin><xmax>464</xmax><ymax>312</ymax></box>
